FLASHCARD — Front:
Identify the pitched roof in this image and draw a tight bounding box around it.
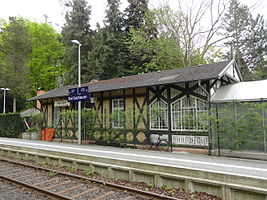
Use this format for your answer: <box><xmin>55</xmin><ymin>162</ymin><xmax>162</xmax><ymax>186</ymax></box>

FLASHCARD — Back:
<box><xmin>29</xmin><ymin>61</ymin><xmax>232</xmax><ymax>101</ymax></box>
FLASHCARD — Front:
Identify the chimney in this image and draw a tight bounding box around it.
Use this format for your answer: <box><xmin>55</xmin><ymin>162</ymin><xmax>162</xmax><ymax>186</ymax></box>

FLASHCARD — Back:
<box><xmin>36</xmin><ymin>90</ymin><xmax>45</xmax><ymax>110</ymax></box>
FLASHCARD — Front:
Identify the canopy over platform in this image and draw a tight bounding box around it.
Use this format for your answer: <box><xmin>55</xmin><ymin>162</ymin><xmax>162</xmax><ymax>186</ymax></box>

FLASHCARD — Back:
<box><xmin>211</xmin><ymin>80</ymin><xmax>267</xmax><ymax>102</ymax></box>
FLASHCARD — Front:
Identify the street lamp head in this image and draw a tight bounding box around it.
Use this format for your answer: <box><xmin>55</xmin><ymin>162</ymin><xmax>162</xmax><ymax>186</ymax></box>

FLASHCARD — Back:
<box><xmin>71</xmin><ymin>40</ymin><xmax>81</xmax><ymax>45</ymax></box>
<box><xmin>0</xmin><ymin>88</ymin><xmax>10</xmax><ymax>91</ymax></box>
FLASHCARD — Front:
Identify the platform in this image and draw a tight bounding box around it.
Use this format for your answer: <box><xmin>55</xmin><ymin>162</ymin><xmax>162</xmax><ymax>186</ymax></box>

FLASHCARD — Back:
<box><xmin>0</xmin><ymin>137</ymin><xmax>266</xmax><ymax>200</ymax></box>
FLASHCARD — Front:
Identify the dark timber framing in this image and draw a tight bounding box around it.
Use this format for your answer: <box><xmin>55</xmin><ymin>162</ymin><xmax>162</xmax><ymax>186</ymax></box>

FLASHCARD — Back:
<box><xmin>32</xmin><ymin>60</ymin><xmax>242</xmax><ymax>149</ymax></box>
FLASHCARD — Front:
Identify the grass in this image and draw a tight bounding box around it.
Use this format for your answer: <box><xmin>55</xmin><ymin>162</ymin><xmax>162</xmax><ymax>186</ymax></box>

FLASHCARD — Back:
<box><xmin>85</xmin><ymin>168</ymin><xmax>93</xmax><ymax>176</ymax></box>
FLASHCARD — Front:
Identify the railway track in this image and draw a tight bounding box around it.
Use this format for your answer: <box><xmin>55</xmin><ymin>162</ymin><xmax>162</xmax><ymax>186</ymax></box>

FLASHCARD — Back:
<box><xmin>0</xmin><ymin>177</ymin><xmax>53</xmax><ymax>200</ymax></box>
<box><xmin>0</xmin><ymin>159</ymin><xmax>180</xmax><ymax>200</ymax></box>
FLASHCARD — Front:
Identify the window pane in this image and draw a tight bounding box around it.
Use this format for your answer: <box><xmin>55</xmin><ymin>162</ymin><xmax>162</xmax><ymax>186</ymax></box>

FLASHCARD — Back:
<box><xmin>150</xmin><ymin>99</ymin><xmax>168</xmax><ymax>130</ymax></box>
<box><xmin>171</xmin><ymin>96</ymin><xmax>207</xmax><ymax>131</ymax></box>
<box><xmin>112</xmin><ymin>99</ymin><xmax>124</xmax><ymax>128</ymax></box>
<box><xmin>119</xmin><ymin>99</ymin><xmax>124</xmax><ymax>108</ymax></box>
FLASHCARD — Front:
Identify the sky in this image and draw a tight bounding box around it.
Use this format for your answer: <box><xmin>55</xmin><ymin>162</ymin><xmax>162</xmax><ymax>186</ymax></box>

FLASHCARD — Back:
<box><xmin>0</xmin><ymin>0</ymin><xmax>266</xmax><ymax>32</ymax></box>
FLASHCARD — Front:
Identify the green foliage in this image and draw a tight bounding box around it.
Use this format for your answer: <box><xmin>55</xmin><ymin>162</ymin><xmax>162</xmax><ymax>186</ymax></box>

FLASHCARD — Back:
<box><xmin>223</xmin><ymin>0</ymin><xmax>267</xmax><ymax>80</ymax></box>
<box><xmin>24</xmin><ymin>112</ymin><xmax>44</xmax><ymax>131</ymax></box>
<box><xmin>26</xmin><ymin>22</ymin><xmax>64</xmax><ymax>95</ymax></box>
<box><xmin>88</xmin><ymin>27</ymin><xmax>128</xmax><ymax>80</ymax></box>
<box><xmin>211</xmin><ymin>102</ymin><xmax>267</xmax><ymax>151</ymax></box>
<box><xmin>0</xmin><ymin>18</ymin><xmax>63</xmax><ymax>112</ymax></box>
<box><xmin>60</xmin><ymin>110</ymin><xmax>77</xmax><ymax>123</ymax></box>
<box><xmin>124</xmin><ymin>0</ymin><xmax>149</xmax><ymax>31</ymax></box>
<box><xmin>114</xmin><ymin>134</ymin><xmax>127</xmax><ymax>147</ymax></box>
<box><xmin>162</xmin><ymin>185</ymin><xmax>172</xmax><ymax>190</ymax></box>
<box><xmin>86</xmin><ymin>24</ymin><xmax>104</xmax><ymax>81</ymax></box>
<box><xmin>0</xmin><ymin>17</ymin><xmax>31</xmax><ymax>112</ymax></box>
<box><xmin>84</xmin><ymin>168</ymin><xmax>93</xmax><ymax>176</ymax></box>
<box><xmin>89</xmin><ymin>0</ymin><xmax>129</xmax><ymax>80</ymax></box>
<box><xmin>60</xmin><ymin>110</ymin><xmax>77</xmax><ymax>126</ymax></box>
<box><xmin>81</xmin><ymin>109</ymin><xmax>98</xmax><ymax>138</ymax></box>
<box><xmin>146</xmin><ymin>182</ymin><xmax>155</xmax><ymax>187</ymax></box>
<box><xmin>102</xmin><ymin>132</ymin><xmax>113</xmax><ymax>143</ymax></box>
<box><xmin>57</xmin><ymin>109</ymin><xmax>99</xmax><ymax>139</ymax></box>
<box><xmin>0</xmin><ymin>113</ymin><xmax>24</xmax><ymax>137</ymax></box>
<box><xmin>26</xmin><ymin>127</ymin><xmax>38</xmax><ymax>133</ymax></box>
<box><xmin>39</xmin><ymin>161</ymin><xmax>49</xmax><ymax>165</ymax></box>
<box><xmin>69</xmin><ymin>166</ymin><xmax>77</xmax><ymax>172</ymax></box>
<box><xmin>125</xmin><ymin>11</ymin><xmax>206</xmax><ymax>74</ymax></box>
<box><xmin>48</xmin><ymin>171</ymin><xmax>58</xmax><ymax>177</ymax></box>
<box><xmin>126</xmin><ymin>27</ymin><xmax>184</xmax><ymax>74</ymax></box>
<box><xmin>61</xmin><ymin>0</ymin><xmax>94</xmax><ymax>85</ymax></box>
<box><xmin>154</xmin><ymin>5</ymin><xmax>217</xmax><ymax>67</ymax></box>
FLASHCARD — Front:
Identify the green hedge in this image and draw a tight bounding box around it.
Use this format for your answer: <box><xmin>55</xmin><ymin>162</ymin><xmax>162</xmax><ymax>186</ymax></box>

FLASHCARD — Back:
<box><xmin>0</xmin><ymin>113</ymin><xmax>24</xmax><ymax>138</ymax></box>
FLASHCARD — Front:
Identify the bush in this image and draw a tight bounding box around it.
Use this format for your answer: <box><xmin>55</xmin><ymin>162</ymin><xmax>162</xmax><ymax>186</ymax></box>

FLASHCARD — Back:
<box><xmin>24</xmin><ymin>113</ymin><xmax>44</xmax><ymax>131</ymax></box>
<box><xmin>0</xmin><ymin>113</ymin><xmax>24</xmax><ymax>138</ymax></box>
<box><xmin>211</xmin><ymin>102</ymin><xmax>267</xmax><ymax>151</ymax></box>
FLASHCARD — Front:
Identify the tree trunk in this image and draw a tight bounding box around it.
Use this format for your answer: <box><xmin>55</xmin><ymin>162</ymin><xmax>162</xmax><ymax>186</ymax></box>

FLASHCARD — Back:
<box><xmin>13</xmin><ymin>97</ymin><xmax>16</xmax><ymax>113</ymax></box>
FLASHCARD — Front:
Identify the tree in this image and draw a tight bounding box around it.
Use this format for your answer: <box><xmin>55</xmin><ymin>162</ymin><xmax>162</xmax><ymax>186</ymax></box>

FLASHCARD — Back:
<box><xmin>88</xmin><ymin>0</ymin><xmax>128</xmax><ymax>80</ymax></box>
<box><xmin>26</xmin><ymin>22</ymin><xmax>64</xmax><ymax>96</ymax></box>
<box><xmin>223</xmin><ymin>0</ymin><xmax>252</xmax><ymax>79</ymax></box>
<box><xmin>123</xmin><ymin>0</ymin><xmax>158</xmax><ymax>74</ymax></box>
<box><xmin>243</xmin><ymin>14</ymin><xmax>267</xmax><ymax>80</ymax></box>
<box><xmin>0</xmin><ymin>17</ymin><xmax>31</xmax><ymax>112</ymax></box>
<box><xmin>124</xmin><ymin>0</ymin><xmax>149</xmax><ymax>31</ymax></box>
<box><xmin>87</xmin><ymin>24</ymin><xmax>105</xmax><ymax>80</ymax></box>
<box><xmin>223</xmin><ymin>0</ymin><xmax>267</xmax><ymax>80</ymax></box>
<box><xmin>126</xmin><ymin>28</ymin><xmax>184</xmax><ymax>74</ymax></box>
<box><xmin>125</xmin><ymin>10</ymin><xmax>205</xmax><ymax>74</ymax></box>
<box><xmin>61</xmin><ymin>0</ymin><xmax>93</xmax><ymax>85</ymax></box>
<box><xmin>155</xmin><ymin>0</ymin><xmax>227</xmax><ymax>67</ymax></box>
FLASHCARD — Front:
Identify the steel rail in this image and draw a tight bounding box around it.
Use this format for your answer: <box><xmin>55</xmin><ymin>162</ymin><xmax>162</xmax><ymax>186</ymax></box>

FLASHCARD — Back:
<box><xmin>0</xmin><ymin>174</ymin><xmax>72</xmax><ymax>200</ymax></box>
<box><xmin>0</xmin><ymin>157</ymin><xmax>181</xmax><ymax>200</ymax></box>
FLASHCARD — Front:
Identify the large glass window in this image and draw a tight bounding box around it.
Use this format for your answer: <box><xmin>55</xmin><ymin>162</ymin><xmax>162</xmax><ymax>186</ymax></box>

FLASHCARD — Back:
<box><xmin>112</xmin><ymin>99</ymin><xmax>124</xmax><ymax>128</ymax></box>
<box><xmin>171</xmin><ymin>96</ymin><xmax>207</xmax><ymax>131</ymax></box>
<box><xmin>150</xmin><ymin>99</ymin><xmax>168</xmax><ymax>130</ymax></box>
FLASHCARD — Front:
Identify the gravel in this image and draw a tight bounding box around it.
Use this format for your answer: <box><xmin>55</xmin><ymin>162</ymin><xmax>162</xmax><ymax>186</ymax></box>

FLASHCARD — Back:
<box><xmin>0</xmin><ymin>157</ymin><xmax>222</xmax><ymax>200</ymax></box>
<box><xmin>0</xmin><ymin>179</ymin><xmax>53</xmax><ymax>200</ymax></box>
<box><xmin>63</xmin><ymin>183</ymin><xmax>95</xmax><ymax>197</ymax></box>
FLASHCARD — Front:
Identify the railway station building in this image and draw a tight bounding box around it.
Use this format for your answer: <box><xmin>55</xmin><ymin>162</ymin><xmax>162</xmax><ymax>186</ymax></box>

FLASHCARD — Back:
<box><xmin>29</xmin><ymin>60</ymin><xmax>243</xmax><ymax>149</ymax></box>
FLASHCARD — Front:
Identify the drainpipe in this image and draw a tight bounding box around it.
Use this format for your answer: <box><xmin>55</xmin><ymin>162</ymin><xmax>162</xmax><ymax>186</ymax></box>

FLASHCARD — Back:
<box><xmin>198</xmin><ymin>80</ymin><xmax>212</xmax><ymax>155</ymax></box>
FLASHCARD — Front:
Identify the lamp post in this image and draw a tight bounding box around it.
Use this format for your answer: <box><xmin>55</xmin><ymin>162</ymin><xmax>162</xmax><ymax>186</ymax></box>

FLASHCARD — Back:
<box><xmin>71</xmin><ymin>40</ymin><xmax>82</xmax><ymax>145</ymax></box>
<box><xmin>0</xmin><ymin>88</ymin><xmax>10</xmax><ymax>113</ymax></box>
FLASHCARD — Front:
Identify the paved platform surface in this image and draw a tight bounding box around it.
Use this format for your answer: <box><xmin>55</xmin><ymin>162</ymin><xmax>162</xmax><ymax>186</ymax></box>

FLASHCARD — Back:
<box><xmin>0</xmin><ymin>137</ymin><xmax>267</xmax><ymax>180</ymax></box>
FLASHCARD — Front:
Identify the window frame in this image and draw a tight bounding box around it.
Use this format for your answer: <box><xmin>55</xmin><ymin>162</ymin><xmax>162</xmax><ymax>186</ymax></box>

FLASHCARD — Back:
<box><xmin>111</xmin><ymin>98</ymin><xmax>124</xmax><ymax>129</ymax></box>
<box><xmin>171</xmin><ymin>96</ymin><xmax>207</xmax><ymax>131</ymax></box>
<box><xmin>149</xmin><ymin>98</ymin><xmax>169</xmax><ymax>131</ymax></box>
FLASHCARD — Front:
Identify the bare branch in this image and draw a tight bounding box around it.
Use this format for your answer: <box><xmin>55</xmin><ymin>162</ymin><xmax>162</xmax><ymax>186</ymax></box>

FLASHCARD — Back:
<box><xmin>156</xmin><ymin>0</ymin><xmax>228</xmax><ymax>65</ymax></box>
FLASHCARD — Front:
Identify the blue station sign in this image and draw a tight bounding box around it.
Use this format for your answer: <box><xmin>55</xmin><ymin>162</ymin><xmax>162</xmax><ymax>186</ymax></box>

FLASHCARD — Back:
<box><xmin>68</xmin><ymin>86</ymin><xmax>90</xmax><ymax>102</ymax></box>
<box><xmin>68</xmin><ymin>93</ymin><xmax>91</xmax><ymax>102</ymax></box>
<box><xmin>68</xmin><ymin>88</ymin><xmax>78</xmax><ymax>96</ymax></box>
<box><xmin>78</xmin><ymin>86</ymin><xmax>88</xmax><ymax>94</ymax></box>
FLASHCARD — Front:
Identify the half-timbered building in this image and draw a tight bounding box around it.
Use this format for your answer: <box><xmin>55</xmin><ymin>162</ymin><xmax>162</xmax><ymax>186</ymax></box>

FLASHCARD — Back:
<box><xmin>29</xmin><ymin>60</ymin><xmax>242</xmax><ymax>149</ymax></box>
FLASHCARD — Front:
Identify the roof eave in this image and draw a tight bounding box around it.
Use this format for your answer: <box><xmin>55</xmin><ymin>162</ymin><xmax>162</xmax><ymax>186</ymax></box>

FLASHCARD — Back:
<box><xmin>28</xmin><ymin>76</ymin><xmax>219</xmax><ymax>101</ymax></box>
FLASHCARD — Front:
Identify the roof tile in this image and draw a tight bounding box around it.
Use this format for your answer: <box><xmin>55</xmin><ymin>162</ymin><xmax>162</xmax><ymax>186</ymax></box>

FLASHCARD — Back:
<box><xmin>29</xmin><ymin>61</ymin><xmax>231</xmax><ymax>101</ymax></box>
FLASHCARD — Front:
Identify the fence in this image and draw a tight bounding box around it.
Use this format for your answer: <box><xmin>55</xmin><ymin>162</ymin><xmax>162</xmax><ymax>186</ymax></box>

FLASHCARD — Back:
<box><xmin>211</xmin><ymin>101</ymin><xmax>267</xmax><ymax>153</ymax></box>
<box><xmin>53</xmin><ymin>102</ymin><xmax>267</xmax><ymax>153</ymax></box>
